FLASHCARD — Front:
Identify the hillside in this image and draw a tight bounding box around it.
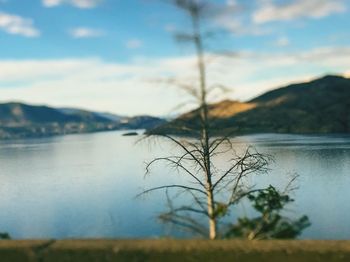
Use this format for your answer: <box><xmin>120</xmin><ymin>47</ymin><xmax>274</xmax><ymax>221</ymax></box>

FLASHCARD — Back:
<box><xmin>58</xmin><ymin>108</ymin><xmax>115</xmax><ymax>123</ymax></box>
<box><xmin>0</xmin><ymin>103</ymin><xmax>165</xmax><ymax>139</ymax></box>
<box><xmin>0</xmin><ymin>103</ymin><xmax>110</xmax><ymax>126</ymax></box>
<box><xmin>149</xmin><ymin>75</ymin><xmax>350</xmax><ymax>136</ymax></box>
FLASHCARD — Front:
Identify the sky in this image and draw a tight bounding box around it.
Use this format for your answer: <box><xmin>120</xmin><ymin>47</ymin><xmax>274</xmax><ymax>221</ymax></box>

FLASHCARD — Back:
<box><xmin>0</xmin><ymin>0</ymin><xmax>350</xmax><ymax>116</ymax></box>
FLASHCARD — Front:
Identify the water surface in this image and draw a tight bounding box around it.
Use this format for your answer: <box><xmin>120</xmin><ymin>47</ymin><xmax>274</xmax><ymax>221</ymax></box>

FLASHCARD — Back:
<box><xmin>0</xmin><ymin>131</ymin><xmax>349</xmax><ymax>239</ymax></box>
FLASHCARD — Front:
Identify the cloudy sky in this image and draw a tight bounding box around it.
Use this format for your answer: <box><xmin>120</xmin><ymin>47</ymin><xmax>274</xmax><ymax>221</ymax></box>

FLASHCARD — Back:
<box><xmin>0</xmin><ymin>0</ymin><xmax>349</xmax><ymax>116</ymax></box>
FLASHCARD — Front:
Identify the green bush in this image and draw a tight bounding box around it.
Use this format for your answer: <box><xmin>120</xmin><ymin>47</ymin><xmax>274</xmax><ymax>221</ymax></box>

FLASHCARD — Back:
<box><xmin>226</xmin><ymin>186</ymin><xmax>310</xmax><ymax>240</ymax></box>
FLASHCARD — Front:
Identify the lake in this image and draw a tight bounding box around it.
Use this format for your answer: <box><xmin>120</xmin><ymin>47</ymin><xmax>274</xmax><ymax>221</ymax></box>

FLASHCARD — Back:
<box><xmin>0</xmin><ymin>131</ymin><xmax>349</xmax><ymax>239</ymax></box>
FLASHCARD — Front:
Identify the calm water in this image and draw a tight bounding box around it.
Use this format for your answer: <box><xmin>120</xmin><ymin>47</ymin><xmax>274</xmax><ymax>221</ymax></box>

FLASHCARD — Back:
<box><xmin>0</xmin><ymin>131</ymin><xmax>349</xmax><ymax>239</ymax></box>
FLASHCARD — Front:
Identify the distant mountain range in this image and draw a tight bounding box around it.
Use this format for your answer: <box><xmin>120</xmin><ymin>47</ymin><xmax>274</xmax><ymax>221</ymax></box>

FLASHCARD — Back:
<box><xmin>0</xmin><ymin>103</ymin><xmax>165</xmax><ymax>139</ymax></box>
<box><xmin>149</xmin><ymin>75</ymin><xmax>350</xmax><ymax>136</ymax></box>
<box><xmin>58</xmin><ymin>108</ymin><xmax>125</xmax><ymax>122</ymax></box>
<box><xmin>2</xmin><ymin>75</ymin><xmax>349</xmax><ymax>139</ymax></box>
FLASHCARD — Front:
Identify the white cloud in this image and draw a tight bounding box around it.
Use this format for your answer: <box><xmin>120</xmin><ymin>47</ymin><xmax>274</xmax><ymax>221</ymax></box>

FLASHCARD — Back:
<box><xmin>214</xmin><ymin>15</ymin><xmax>270</xmax><ymax>36</ymax></box>
<box><xmin>42</xmin><ymin>0</ymin><xmax>61</xmax><ymax>7</ymax></box>
<box><xmin>69</xmin><ymin>27</ymin><xmax>105</xmax><ymax>38</ymax></box>
<box><xmin>0</xmin><ymin>58</ymin><xmax>187</xmax><ymax>116</ymax></box>
<box><xmin>274</xmin><ymin>36</ymin><xmax>290</xmax><ymax>47</ymax></box>
<box><xmin>0</xmin><ymin>47</ymin><xmax>349</xmax><ymax>115</ymax></box>
<box><xmin>0</xmin><ymin>12</ymin><xmax>40</xmax><ymax>37</ymax></box>
<box><xmin>212</xmin><ymin>2</ymin><xmax>270</xmax><ymax>36</ymax></box>
<box><xmin>253</xmin><ymin>0</ymin><xmax>347</xmax><ymax>24</ymax></box>
<box><xmin>126</xmin><ymin>39</ymin><xmax>143</xmax><ymax>49</ymax></box>
<box><xmin>226</xmin><ymin>0</ymin><xmax>238</xmax><ymax>7</ymax></box>
<box><xmin>42</xmin><ymin>0</ymin><xmax>102</xmax><ymax>9</ymax></box>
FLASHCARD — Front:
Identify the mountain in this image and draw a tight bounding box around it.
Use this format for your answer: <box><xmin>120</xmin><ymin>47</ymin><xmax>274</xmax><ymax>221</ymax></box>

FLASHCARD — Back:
<box><xmin>0</xmin><ymin>103</ymin><xmax>84</xmax><ymax>125</ymax></box>
<box><xmin>57</xmin><ymin>108</ymin><xmax>166</xmax><ymax>129</ymax></box>
<box><xmin>94</xmin><ymin>112</ymin><xmax>124</xmax><ymax>122</ymax></box>
<box><xmin>59</xmin><ymin>108</ymin><xmax>124</xmax><ymax>122</ymax></box>
<box><xmin>149</xmin><ymin>75</ymin><xmax>350</xmax><ymax>135</ymax></box>
<box><xmin>0</xmin><ymin>103</ymin><xmax>166</xmax><ymax>139</ymax></box>
<box><xmin>0</xmin><ymin>103</ymin><xmax>115</xmax><ymax>139</ymax></box>
<box><xmin>120</xmin><ymin>115</ymin><xmax>167</xmax><ymax>130</ymax></box>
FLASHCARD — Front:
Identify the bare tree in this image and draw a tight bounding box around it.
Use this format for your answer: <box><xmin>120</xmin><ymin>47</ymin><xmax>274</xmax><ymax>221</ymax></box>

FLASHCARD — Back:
<box><xmin>141</xmin><ymin>0</ymin><xmax>272</xmax><ymax>240</ymax></box>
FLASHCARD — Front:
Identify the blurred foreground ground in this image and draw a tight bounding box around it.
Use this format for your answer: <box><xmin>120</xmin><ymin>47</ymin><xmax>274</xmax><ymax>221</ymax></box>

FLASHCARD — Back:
<box><xmin>0</xmin><ymin>239</ymin><xmax>349</xmax><ymax>261</ymax></box>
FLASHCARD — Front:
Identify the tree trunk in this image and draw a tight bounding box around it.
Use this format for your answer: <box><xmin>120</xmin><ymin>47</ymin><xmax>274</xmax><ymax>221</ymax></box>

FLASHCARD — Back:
<box><xmin>207</xmin><ymin>187</ymin><xmax>217</xmax><ymax>239</ymax></box>
<box><xmin>191</xmin><ymin>9</ymin><xmax>217</xmax><ymax>240</ymax></box>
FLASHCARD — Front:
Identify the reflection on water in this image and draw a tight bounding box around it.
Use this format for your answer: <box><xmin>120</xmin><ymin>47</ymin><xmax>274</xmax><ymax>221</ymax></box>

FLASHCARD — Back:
<box><xmin>0</xmin><ymin>131</ymin><xmax>349</xmax><ymax>239</ymax></box>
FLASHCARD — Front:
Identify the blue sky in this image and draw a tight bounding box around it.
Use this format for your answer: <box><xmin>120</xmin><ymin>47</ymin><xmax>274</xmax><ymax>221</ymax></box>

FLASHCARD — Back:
<box><xmin>0</xmin><ymin>0</ymin><xmax>350</xmax><ymax>116</ymax></box>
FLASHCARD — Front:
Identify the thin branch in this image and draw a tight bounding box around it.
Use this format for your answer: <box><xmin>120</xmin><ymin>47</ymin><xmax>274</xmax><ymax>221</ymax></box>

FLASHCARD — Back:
<box><xmin>228</xmin><ymin>188</ymin><xmax>265</xmax><ymax>206</ymax></box>
<box><xmin>283</xmin><ymin>174</ymin><xmax>300</xmax><ymax>194</ymax></box>
<box><xmin>160</xmin><ymin>134</ymin><xmax>205</xmax><ymax>170</ymax></box>
<box><xmin>137</xmin><ymin>184</ymin><xmax>208</xmax><ymax>198</ymax></box>
<box><xmin>212</xmin><ymin>156</ymin><xmax>244</xmax><ymax>190</ymax></box>
<box><xmin>159</xmin><ymin>212</ymin><xmax>208</xmax><ymax>237</ymax></box>
<box><xmin>188</xmin><ymin>189</ymin><xmax>207</xmax><ymax>211</ymax></box>
<box><xmin>173</xmin><ymin>206</ymin><xmax>209</xmax><ymax>217</ymax></box>
<box><xmin>146</xmin><ymin>157</ymin><xmax>205</xmax><ymax>187</ymax></box>
<box><xmin>209</xmin><ymin>131</ymin><xmax>236</xmax><ymax>154</ymax></box>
